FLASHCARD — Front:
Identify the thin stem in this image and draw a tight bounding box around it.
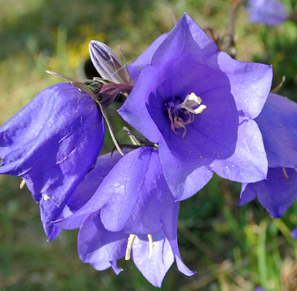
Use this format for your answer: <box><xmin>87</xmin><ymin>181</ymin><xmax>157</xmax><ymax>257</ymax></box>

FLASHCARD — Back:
<box><xmin>100</xmin><ymin>105</ymin><xmax>125</xmax><ymax>156</ymax></box>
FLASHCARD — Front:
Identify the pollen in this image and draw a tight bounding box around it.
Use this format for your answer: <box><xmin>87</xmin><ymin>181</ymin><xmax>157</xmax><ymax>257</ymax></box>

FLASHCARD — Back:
<box><xmin>181</xmin><ymin>93</ymin><xmax>207</xmax><ymax>114</ymax></box>
<box><xmin>43</xmin><ymin>194</ymin><xmax>51</xmax><ymax>201</ymax></box>
<box><xmin>167</xmin><ymin>92</ymin><xmax>206</xmax><ymax>138</ymax></box>
<box><xmin>20</xmin><ymin>180</ymin><xmax>26</xmax><ymax>189</ymax></box>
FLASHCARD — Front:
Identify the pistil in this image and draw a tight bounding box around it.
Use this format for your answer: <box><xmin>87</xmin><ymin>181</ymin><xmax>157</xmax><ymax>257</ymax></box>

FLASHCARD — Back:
<box><xmin>167</xmin><ymin>92</ymin><xmax>206</xmax><ymax>138</ymax></box>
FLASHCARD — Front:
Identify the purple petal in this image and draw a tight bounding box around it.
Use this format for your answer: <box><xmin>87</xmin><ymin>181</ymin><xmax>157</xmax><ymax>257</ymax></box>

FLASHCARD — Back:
<box><xmin>78</xmin><ymin>212</ymin><xmax>127</xmax><ymax>265</ymax></box>
<box><xmin>239</xmin><ymin>168</ymin><xmax>297</xmax><ymax>217</ymax></box>
<box><xmin>291</xmin><ymin>228</ymin><xmax>297</xmax><ymax>241</ymax></box>
<box><xmin>152</xmin><ymin>14</ymin><xmax>217</xmax><ymax>66</ymax></box>
<box><xmin>255</xmin><ymin>94</ymin><xmax>297</xmax><ymax>168</ymax></box>
<box><xmin>161</xmin><ymin>196</ymin><xmax>195</xmax><ymax>276</ymax></box>
<box><xmin>100</xmin><ymin>147</ymin><xmax>169</xmax><ymax>234</ymax></box>
<box><xmin>128</xmin><ymin>33</ymin><xmax>169</xmax><ymax>82</ymax></box>
<box><xmin>217</xmin><ymin>52</ymin><xmax>272</xmax><ymax>119</ymax></box>
<box><xmin>254</xmin><ymin>287</ymin><xmax>270</xmax><ymax>291</ymax></box>
<box><xmin>0</xmin><ymin>83</ymin><xmax>104</xmax><ymax>239</ymax></box>
<box><xmin>67</xmin><ymin>151</ymin><xmax>126</xmax><ymax>212</ymax></box>
<box><xmin>132</xmin><ymin>231</ymin><xmax>174</xmax><ymax>288</ymax></box>
<box><xmin>54</xmin><ymin>151</ymin><xmax>127</xmax><ymax>230</ymax></box>
<box><xmin>237</xmin><ymin>183</ymin><xmax>257</xmax><ymax>206</ymax></box>
<box><xmin>91</xmin><ymin>260</ymin><xmax>122</xmax><ymax>275</ymax></box>
<box><xmin>159</xmin><ymin>140</ymin><xmax>213</xmax><ymax>201</ymax></box>
<box><xmin>211</xmin><ymin>118</ymin><xmax>267</xmax><ymax>183</ymax></box>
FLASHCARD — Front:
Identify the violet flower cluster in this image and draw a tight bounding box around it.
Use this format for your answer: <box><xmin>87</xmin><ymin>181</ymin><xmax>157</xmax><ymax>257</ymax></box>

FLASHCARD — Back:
<box><xmin>1</xmin><ymin>13</ymin><xmax>297</xmax><ymax>287</ymax></box>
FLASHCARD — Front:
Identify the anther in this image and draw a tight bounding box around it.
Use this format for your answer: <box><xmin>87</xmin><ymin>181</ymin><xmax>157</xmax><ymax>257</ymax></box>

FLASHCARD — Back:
<box><xmin>20</xmin><ymin>180</ymin><xmax>26</xmax><ymax>189</ymax></box>
<box><xmin>43</xmin><ymin>194</ymin><xmax>51</xmax><ymax>201</ymax></box>
<box><xmin>167</xmin><ymin>92</ymin><xmax>206</xmax><ymax>138</ymax></box>
<box><xmin>282</xmin><ymin>167</ymin><xmax>289</xmax><ymax>180</ymax></box>
<box><xmin>180</xmin><ymin>93</ymin><xmax>207</xmax><ymax>114</ymax></box>
<box><xmin>147</xmin><ymin>234</ymin><xmax>154</xmax><ymax>259</ymax></box>
<box><xmin>125</xmin><ymin>234</ymin><xmax>136</xmax><ymax>260</ymax></box>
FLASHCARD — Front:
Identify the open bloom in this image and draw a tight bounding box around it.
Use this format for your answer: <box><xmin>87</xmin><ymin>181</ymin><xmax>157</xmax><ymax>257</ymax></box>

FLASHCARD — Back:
<box><xmin>0</xmin><ymin>83</ymin><xmax>105</xmax><ymax>240</ymax></box>
<box><xmin>245</xmin><ymin>0</ymin><xmax>288</xmax><ymax>26</ymax></box>
<box><xmin>55</xmin><ymin>146</ymin><xmax>194</xmax><ymax>287</ymax></box>
<box><xmin>119</xmin><ymin>14</ymin><xmax>272</xmax><ymax>201</ymax></box>
<box><xmin>238</xmin><ymin>94</ymin><xmax>297</xmax><ymax>217</ymax></box>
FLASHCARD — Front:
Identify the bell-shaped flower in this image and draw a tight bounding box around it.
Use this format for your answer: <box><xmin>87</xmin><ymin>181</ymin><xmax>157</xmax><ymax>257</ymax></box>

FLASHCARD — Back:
<box><xmin>55</xmin><ymin>146</ymin><xmax>194</xmax><ymax>287</ymax></box>
<box><xmin>0</xmin><ymin>83</ymin><xmax>105</xmax><ymax>240</ymax></box>
<box><xmin>238</xmin><ymin>94</ymin><xmax>297</xmax><ymax>217</ymax></box>
<box><xmin>118</xmin><ymin>14</ymin><xmax>272</xmax><ymax>201</ymax></box>
<box><xmin>245</xmin><ymin>0</ymin><xmax>288</xmax><ymax>26</ymax></box>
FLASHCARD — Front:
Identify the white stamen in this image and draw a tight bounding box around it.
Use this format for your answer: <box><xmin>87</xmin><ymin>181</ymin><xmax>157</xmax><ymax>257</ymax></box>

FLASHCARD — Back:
<box><xmin>181</xmin><ymin>93</ymin><xmax>207</xmax><ymax>114</ymax></box>
<box><xmin>20</xmin><ymin>180</ymin><xmax>26</xmax><ymax>189</ymax></box>
<box><xmin>147</xmin><ymin>234</ymin><xmax>154</xmax><ymax>259</ymax></box>
<box><xmin>43</xmin><ymin>194</ymin><xmax>51</xmax><ymax>201</ymax></box>
<box><xmin>125</xmin><ymin>234</ymin><xmax>136</xmax><ymax>260</ymax></box>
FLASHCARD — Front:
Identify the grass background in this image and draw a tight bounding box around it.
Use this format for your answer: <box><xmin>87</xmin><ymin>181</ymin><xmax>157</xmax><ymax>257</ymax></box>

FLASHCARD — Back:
<box><xmin>0</xmin><ymin>0</ymin><xmax>297</xmax><ymax>290</ymax></box>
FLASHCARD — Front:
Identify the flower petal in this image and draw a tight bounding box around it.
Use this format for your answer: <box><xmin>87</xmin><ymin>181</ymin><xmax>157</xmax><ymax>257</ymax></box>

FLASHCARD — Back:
<box><xmin>132</xmin><ymin>232</ymin><xmax>174</xmax><ymax>288</ymax></box>
<box><xmin>54</xmin><ymin>151</ymin><xmax>127</xmax><ymax>230</ymax></box>
<box><xmin>238</xmin><ymin>168</ymin><xmax>297</xmax><ymax>217</ymax></box>
<box><xmin>161</xmin><ymin>196</ymin><xmax>195</xmax><ymax>276</ymax></box>
<box><xmin>255</xmin><ymin>94</ymin><xmax>297</xmax><ymax>168</ymax></box>
<box><xmin>237</xmin><ymin>183</ymin><xmax>257</xmax><ymax>206</ymax></box>
<box><xmin>78</xmin><ymin>212</ymin><xmax>127</xmax><ymax>265</ymax></box>
<box><xmin>100</xmin><ymin>147</ymin><xmax>168</xmax><ymax>234</ymax></box>
<box><xmin>159</xmin><ymin>140</ymin><xmax>213</xmax><ymax>201</ymax></box>
<box><xmin>211</xmin><ymin>118</ymin><xmax>267</xmax><ymax>183</ymax></box>
<box><xmin>217</xmin><ymin>52</ymin><xmax>272</xmax><ymax>119</ymax></box>
<box><xmin>128</xmin><ymin>33</ymin><xmax>169</xmax><ymax>82</ymax></box>
<box><xmin>152</xmin><ymin>14</ymin><xmax>217</xmax><ymax>66</ymax></box>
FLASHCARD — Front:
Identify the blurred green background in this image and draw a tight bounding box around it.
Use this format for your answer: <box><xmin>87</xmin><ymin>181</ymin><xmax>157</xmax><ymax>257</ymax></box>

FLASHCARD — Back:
<box><xmin>0</xmin><ymin>0</ymin><xmax>297</xmax><ymax>290</ymax></box>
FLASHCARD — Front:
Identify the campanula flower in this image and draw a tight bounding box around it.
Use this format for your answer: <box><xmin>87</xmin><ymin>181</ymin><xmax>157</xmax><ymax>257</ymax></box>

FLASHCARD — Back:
<box><xmin>245</xmin><ymin>0</ymin><xmax>288</xmax><ymax>26</ymax></box>
<box><xmin>255</xmin><ymin>287</ymin><xmax>270</xmax><ymax>291</ymax></box>
<box><xmin>119</xmin><ymin>14</ymin><xmax>272</xmax><ymax>201</ymax></box>
<box><xmin>55</xmin><ymin>146</ymin><xmax>194</xmax><ymax>287</ymax></box>
<box><xmin>0</xmin><ymin>83</ymin><xmax>105</xmax><ymax>240</ymax></box>
<box><xmin>291</xmin><ymin>228</ymin><xmax>297</xmax><ymax>240</ymax></box>
<box><xmin>238</xmin><ymin>94</ymin><xmax>297</xmax><ymax>217</ymax></box>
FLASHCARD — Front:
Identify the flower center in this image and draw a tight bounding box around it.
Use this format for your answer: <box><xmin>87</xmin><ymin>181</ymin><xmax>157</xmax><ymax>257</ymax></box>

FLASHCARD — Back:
<box><xmin>166</xmin><ymin>93</ymin><xmax>206</xmax><ymax>138</ymax></box>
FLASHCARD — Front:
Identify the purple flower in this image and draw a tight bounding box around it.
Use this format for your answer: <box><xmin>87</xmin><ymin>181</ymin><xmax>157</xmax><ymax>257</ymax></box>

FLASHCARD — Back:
<box><xmin>119</xmin><ymin>14</ymin><xmax>272</xmax><ymax>201</ymax></box>
<box><xmin>0</xmin><ymin>83</ymin><xmax>105</xmax><ymax>240</ymax></box>
<box><xmin>255</xmin><ymin>287</ymin><xmax>270</xmax><ymax>291</ymax></box>
<box><xmin>239</xmin><ymin>167</ymin><xmax>297</xmax><ymax>217</ymax></box>
<box><xmin>245</xmin><ymin>0</ymin><xmax>288</xmax><ymax>26</ymax></box>
<box><xmin>238</xmin><ymin>94</ymin><xmax>297</xmax><ymax>217</ymax></box>
<box><xmin>55</xmin><ymin>146</ymin><xmax>194</xmax><ymax>287</ymax></box>
<box><xmin>291</xmin><ymin>228</ymin><xmax>297</xmax><ymax>240</ymax></box>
